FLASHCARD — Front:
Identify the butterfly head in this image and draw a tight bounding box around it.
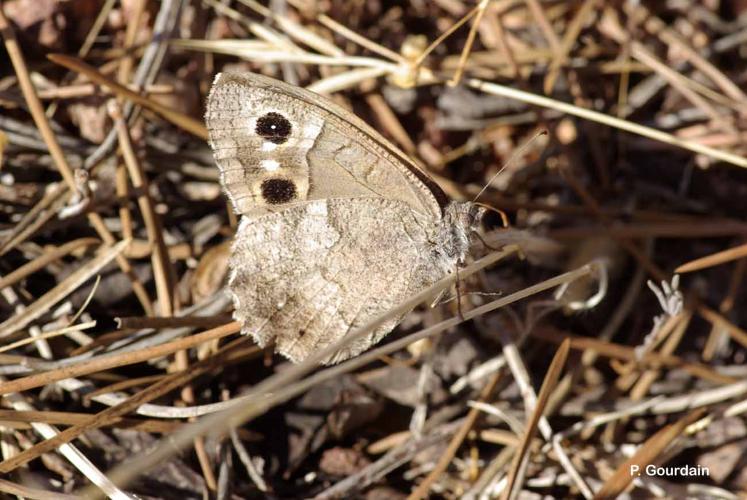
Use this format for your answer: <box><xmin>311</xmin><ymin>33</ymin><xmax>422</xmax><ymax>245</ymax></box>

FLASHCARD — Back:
<box><xmin>441</xmin><ymin>201</ymin><xmax>486</xmax><ymax>264</ymax></box>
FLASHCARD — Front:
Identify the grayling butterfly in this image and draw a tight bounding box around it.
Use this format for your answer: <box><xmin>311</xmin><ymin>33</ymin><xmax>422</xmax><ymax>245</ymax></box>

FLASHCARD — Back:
<box><xmin>206</xmin><ymin>72</ymin><xmax>483</xmax><ymax>364</ymax></box>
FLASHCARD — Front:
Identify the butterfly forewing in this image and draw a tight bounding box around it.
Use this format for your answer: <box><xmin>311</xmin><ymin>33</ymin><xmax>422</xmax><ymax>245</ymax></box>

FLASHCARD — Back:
<box><xmin>206</xmin><ymin>72</ymin><xmax>444</xmax><ymax>219</ymax></box>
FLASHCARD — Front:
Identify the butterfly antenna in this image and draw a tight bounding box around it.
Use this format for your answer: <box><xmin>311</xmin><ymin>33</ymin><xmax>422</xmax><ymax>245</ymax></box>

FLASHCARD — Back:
<box><xmin>473</xmin><ymin>202</ymin><xmax>509</xmax><ymax>228</ymax></box>
<box><xmin>472</xmin><ymin>129</ymin><xmax>548</xmax><ymax>203</ymax></box>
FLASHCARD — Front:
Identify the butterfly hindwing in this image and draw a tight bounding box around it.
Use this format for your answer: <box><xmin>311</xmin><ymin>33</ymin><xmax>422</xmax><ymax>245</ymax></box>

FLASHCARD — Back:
<box><xmin>228</xmin><ymin>198</ymin><xmax>450</xmax><ymax>363</ymax></box>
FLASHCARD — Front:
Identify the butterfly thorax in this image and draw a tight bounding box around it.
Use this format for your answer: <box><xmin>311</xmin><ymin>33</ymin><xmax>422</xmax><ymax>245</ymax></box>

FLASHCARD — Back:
<box><xmin>435</xmin><ymin>201</ymin><xmax>485</xmax><ymax>267</ymax></box>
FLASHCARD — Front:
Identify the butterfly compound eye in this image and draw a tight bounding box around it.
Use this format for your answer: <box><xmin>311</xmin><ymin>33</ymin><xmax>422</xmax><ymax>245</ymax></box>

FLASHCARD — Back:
<box><xmin>261</xmin><ymin>178</ymin><xmax>297</xmax><ymax>204</ymax></box>
<box><xmin>256</xmin><ymin>112</ymin><xmax>292</xmax><ymax>144</ymax></box>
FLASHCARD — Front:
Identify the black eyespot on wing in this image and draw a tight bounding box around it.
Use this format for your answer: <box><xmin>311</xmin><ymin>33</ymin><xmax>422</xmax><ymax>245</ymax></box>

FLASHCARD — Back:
<box><xmin>255</xmin><ymin>112</ymin><xmax>292</xmax><ymax>144</ymax></box>
<box><xmin>261</xmin><ymin>178</ymin><xmax>296</xmax><ymax>204</ymax></box>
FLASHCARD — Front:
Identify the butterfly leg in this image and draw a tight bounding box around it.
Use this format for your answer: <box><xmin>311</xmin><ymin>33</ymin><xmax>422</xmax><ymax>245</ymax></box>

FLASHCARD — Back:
<box><xmin>454</xmin><ymin>263</ymin><xmax>465</xmax><ymax>321</ymax></box>
<box><xmin>472</xmin><ymin>231</ymin><xmax>501</xmax><ymax>253</ymax></box>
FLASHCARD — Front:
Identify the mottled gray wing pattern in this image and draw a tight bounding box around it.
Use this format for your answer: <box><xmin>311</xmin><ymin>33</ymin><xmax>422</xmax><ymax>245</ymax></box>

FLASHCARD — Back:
<box><xmin>228</xmin><ymin>198</ymin><xmax>455</xmax><ymax>364</ymax></box>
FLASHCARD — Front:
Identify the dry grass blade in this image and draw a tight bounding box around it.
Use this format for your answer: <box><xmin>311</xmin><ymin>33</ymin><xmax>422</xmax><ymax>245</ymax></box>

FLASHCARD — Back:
<box><xmin>317</xmin><ymin>13</ymin><xmax>404</xmax><ymax>62</ymax></box>
<box><xmin>502</xmin><ymin>338</ymin><xmax>571</xmax><ymax>500</ymax></box>
<box><xmin>549</xmin><ymin>221</ymin><xmax>747</xmax><ymax>239</ymax></box>
<box><xmin>0</xmin><ymin>321</ymin><xmax>96</xmax><ymax>354</ymax></box>
<box><xmin>697</xmin><ymin>306</ymin><xmax>747</xmax><ymax>348</ymax></box>
<box><xmin>0</xmin><ymin>9</ymin><xmax>76</xmax><ymax>188</ymax></box>
<box><xmin>599</xmin><ymin>8</ymin><xmax>736</xmax><ymax>134</ymax></box>
<box><xmin>47</xmin><ymin>54</ymin><xmax>208</xmax><ymax>139</ymax></box>
<box><xmin>172</xmin><ymin>38</ymin><xmax>400</xmax><ymax>73</ymax></box>
<box><xmin>0</xmin><ymin>409</ymin><xmax>182</xmax><ymax>434</ymax></box>
<box><xmin>651</xmin><ymin>379</ymin><xmax>747</xmax><ymax>415</ymax></box>
<box><xmin>466</xmin><ymin>78</ymin><xmax>747</xmax><ymax>169</ymax></box>
<box><xmin>448</xmin><ymin>0</ymin><xmax>491</xmax><ymax>86</ymax></box>
<box><xmin>0</xmin><ymin>478</ymin><xmax>80</xmax><ymax>500</ymax></box>
<box><xmin>109</xmin><ymin>101</ymin><xmax>174</xmax><ymax>316</ymax></box>
<box><xmin>524</xmin><ymin>0</ymin><xmax>562</xmax><ymax>54</ymax></box>
<box><xmin>0</xmin><ymin>240</ymin><xmax>128</xmax><ymax>338</ymax></box>
<box><xmin>235</xmin><ymin>2</ymin><xmax>343</xmax><ymax>57</ymax></box>
<box><xmin>0</xmin><ymin>237</ymin><xmax>99</xmax><ymax>289</ymax></box>
<box><xmin>414</xmin><ymin>3</ymin><xmax>482</xmax><ymax>68</ymax></box>
<box><xmin>625</xmin><ymin>2</ymin><xmax>747</xmax><ymax>104</ymax></box>
<box><xmin>0</xmin><ymin>321</ymin><xmax>240</xmax><ymax>395</ymax></box>
<box><xmin>0</xmin><ymin>184</ymin><xmax>68</xmax><ymax>257</ymax></box>
<box><xmin>1</xmin><ymin>379</ymin><xmax>132</xmax><ymax>499</ymax></box>
<box><xmin>675</xmin><ymin>242</ymin><xmax>747</xmax><ymax>274</ymax></box>
<box><xmin>115</xmin><ymin>315</ymin><xmax>231</xmax><ymax>329</ymax></box>
<box><xmin>406</xmin><ymin>371</ymin><xmax>502</xmax><ymax>500</ymax></box>
<box><xmin>0</xmin><ymin>337</ymin><xmax>252</xmax><ymax>474</ymax></box>
<box><xmin>544</xmin><ymin>0</ymin><xmax>597</xmax><ymax>94</ymax></box>
<box><xmin>533</xmin><ymin>330</ymin><xmax>737</xmax><ymax>385</ymax></box>
<box><xmin>306</xmin><ymin>67</ymin><xmax>389</xmax><ymax>94</ymax></box>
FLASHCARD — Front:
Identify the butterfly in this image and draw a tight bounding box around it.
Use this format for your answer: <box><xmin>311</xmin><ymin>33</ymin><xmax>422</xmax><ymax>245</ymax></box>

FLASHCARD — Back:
<box><xmin>206</xmin><ymin>72</ymin><xmax>483</xmax><ymax>364</ymax></box>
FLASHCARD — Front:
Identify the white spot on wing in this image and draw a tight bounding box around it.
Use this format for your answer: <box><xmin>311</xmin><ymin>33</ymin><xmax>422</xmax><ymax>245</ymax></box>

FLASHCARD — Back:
<box><xmin>307</xmin><ymin>201</ymin><xmax>328</xmax><ymax>216</ymax></box>
<box><xmin>260</xmin><ymin>159</ymin><xmax>280</xmax><ymax>172</ymax></box>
